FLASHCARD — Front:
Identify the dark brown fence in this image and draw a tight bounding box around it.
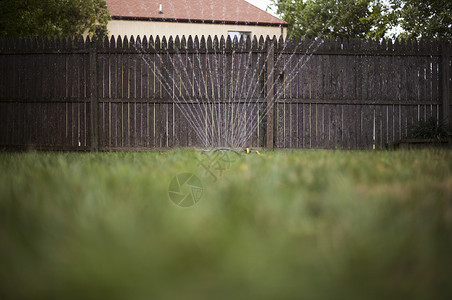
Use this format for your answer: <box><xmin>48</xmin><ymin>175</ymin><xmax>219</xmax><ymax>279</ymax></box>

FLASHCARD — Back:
<box><xmin>0</xmin><ymin>36</ymin><xmax>450</xmax><ymax>150</ymax></box>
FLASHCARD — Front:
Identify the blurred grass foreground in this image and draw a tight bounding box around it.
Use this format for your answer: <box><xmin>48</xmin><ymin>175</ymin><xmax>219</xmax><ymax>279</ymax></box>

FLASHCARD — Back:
<box><xmin>1</xmin><ymin>149</ymin><xmax>452</xmax><ymax>299</ymax></box>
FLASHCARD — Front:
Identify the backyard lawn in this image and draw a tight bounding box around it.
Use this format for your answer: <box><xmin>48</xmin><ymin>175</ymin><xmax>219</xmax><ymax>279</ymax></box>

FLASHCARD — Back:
<box><xmin>1</xmin><ymin>149</ymin><xmax>451</xmax><ymax>299</ymax></box>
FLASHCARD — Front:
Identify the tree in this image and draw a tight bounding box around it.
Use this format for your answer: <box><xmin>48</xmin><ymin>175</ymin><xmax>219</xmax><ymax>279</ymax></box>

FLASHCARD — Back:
<box><xmin>270</xmin><ymin>0</ymin><xmax>395</xmax><ymax>39</ymax></box>
<box><xmin>0</xmin><ymin>0</ymin><xmax>111</xmax><ymax>37</ymax></box>
<box><xmin>391</xmin><ymin>0</ymin><xmax>452</xmax><ymax>40</ymax></box>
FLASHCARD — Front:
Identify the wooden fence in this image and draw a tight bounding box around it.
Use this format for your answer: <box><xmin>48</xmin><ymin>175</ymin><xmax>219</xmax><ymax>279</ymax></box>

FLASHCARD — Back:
<box><xmin>0</xmin><ymin>35</ymin><xmax>450</xmax><ymax>150</ymax></box>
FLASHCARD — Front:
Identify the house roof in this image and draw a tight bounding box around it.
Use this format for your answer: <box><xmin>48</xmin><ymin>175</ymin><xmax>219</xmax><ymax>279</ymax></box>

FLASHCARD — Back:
<box><xmin>105</xmin><ymin>0</ymin><xmax>288</xmax><ymax>27</ymax></box>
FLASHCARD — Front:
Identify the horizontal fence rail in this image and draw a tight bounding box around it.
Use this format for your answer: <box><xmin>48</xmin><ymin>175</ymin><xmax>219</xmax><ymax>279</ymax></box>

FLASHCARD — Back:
<box><xmin>0</xmin><ymin>35</ymin><xmax>451</xmax><ymax>150</ymax></box>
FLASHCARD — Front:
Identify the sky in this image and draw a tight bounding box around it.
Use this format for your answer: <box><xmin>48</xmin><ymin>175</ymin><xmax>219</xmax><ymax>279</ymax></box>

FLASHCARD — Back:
<box><xmin>245</xmin><ymin>0</ymin><xmax>278</xmax><ymax>17</ymax></box>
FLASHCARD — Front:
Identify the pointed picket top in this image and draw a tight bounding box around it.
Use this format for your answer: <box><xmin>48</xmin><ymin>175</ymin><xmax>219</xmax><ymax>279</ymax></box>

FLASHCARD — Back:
<box><xmin>15</xmin><ymin>37</ymin><xmax>22</xmax><ymax>51</ymax></box>
<box><xmin>220</xmin><ymin>36</ymin><xmax>226</xmax><ymax>51</ymax></box>
<box><xmin>30</xmin><ymin>36</ymin><xmax>39</xmax><ymax>50</ymax></box>
<box><xmin>406</xmin><ymin>38</ymin><xmax>412</xmax><ymax>52</ymax></box>
<box><xmin>136</xmin><ymin>35</ymin><xmax>142</xmax><ymax>48</ymax></box>
<box><xmin>27</xmin><ymin>36</ymin><xmax>37</xmax><ymax>50</ymax></box>
<box><xmin>187</xmin><ymin>36</ymin><xmax>193</xmax><ymax>50</ymax></box>
<box><xmin>73</xmin><ymin>36</ymin><xmax>83</xmax><ymax>49</ymax></box>
<box><xmin>174</xmin><ymin>35</ymin><xmax>181</xmax><ymax>50</ymax></box>
<box><xmin>278</xmin><ymin>35</ymin><xmax>284</xmax><ymax>49</ymax></box>
<box><xmin>213</xmin><ymin>36</ymin><xmax>219</xmax><ymax>51</ymax></box>
<box><xmin>50</xmin><ymin>36</ymin><xmax>57</xmax><ymax>50</ymax></box>
<box><xmin>280</xmin><ymin>37</ymin><xmax>289</xmax><ymax>52</ymax></box>
<box><xmin>5</xmin><ymin>37</ymin><xmax>12</xmax><ymax>51</ymax></box>
<box><xmin>99</xmin><ymin>35</ymin><xmax>107</xmax><ymax>49</ymax></box>
<box><xmin>168</xmin><ymin>35</ymin><xmax>174</xmax><ymax>50</ymax></box>
<box><xmin>41</xmin><ymin>37</ymin><xmax>49</xmax><ymax>51</ymax></box>
<box><xmin>301</xmin><ymin>36</ymin><xmax>310</xmax><ymax>52</ymax></box>
<box><xmin>69</xmin><ymin>36</ymin><xmax>77</xmax><ymax>48</ymax></box>
<box><xmin>245</xmin><ymin>35</ymin><xmax>251</xmax><ymax>51</ymax></box>
<box><xmin>123</xmin><ymin>35</ymin><xmax>130</xmax><ymax>49</ymax></box>
<box><xmin>168</xmin><ymin>36</ymin><xmax>174</xmax><ymax>51</ymax></box>
<box><xmin>418</xmin><ymin>38</ymin><xmax>427</xmax><ymax>52</ymax></box>
<box><xmin>232</xmin><ymin>35</ymin><xmax>239</xmax><ymax>51</ymax></box>
<box><xmin>44</xmin><ymin>36</ymin><xmax>51</xmax><ymax>50</ymax></box>
<box><xmin>142</xmin><ymin>36</ymin><xmax>148</xmax><ymax>49</ymax></box>
<box><xmin>108</xmin><ymin>36</ymin><xmax>115</xmax><ymax>49</ymax></box>
<box><xmin>325</xmin><ymin>37</ymin><xmax>334</xmax><ymax>51</ymax></box>
<box><xmin>391</xmin><ymin>37</ymin><xmax>399</xmax><ymax>54</ymax></box>
<box><xmin>207</xmin><ymin>36</ymin><xmax>213</xmax><ymax>51</ymax></box>
<box><xmin>237</xmin><ymin>34</ymin><xmax>244</xmax><ymax>47</ymax></box>
<box><xmin>161</xmin><ymin>36</ymin><xmax>168</xmax><ymax>50</ymax></box>
<box><xmin>57</xmin><ymin>36</ymin><xmax>64</xmax><ymax>49</ymax></box>
<box><xmin>61</xmin><ymin>36</ymin><xmax>69</xmax><ymax>50</ymax></box>
<box><xmin>114</xmin><ymin>35</ymin><xmax>121</xmax><ymax>49</ymax></box>
<box><xmin>264</xmin><ymin>35</ymin><xmax>270</xmax><ymax>47</ymax></box>
<box><xmin>4</xmin><ymin>37</ymin><xmax>12</xmax><ymax>50</ymax></box>
<box><xmin>16</xmin><ymin>37</ymin><xmax>25</xmax><ymax>51</ymax></box>
<box><xmin>399</xmin><ymin>38</ymin><xmax>407</xmax><ymax>52</ymax></box>
<box><xmin>275</xmin><ymin>35</ymin><xmax>282</xmax><ymax>51</ymax></box>
<box><xmin>342</xmin><ymin>37</ymin><xmax>353</xmax><ymax>51</ymax></box>
<box><xmin>380</xmin><ymin>38</ymin><xmax>386</xmax><ymax>52</ymax></box>
<box><xmin>61</xmin><ymin>36</ymin><xmax>68</xmax><ymax>49</ymax></box>
<box><xmin>180</xmin><ymin>35</ymin><xmax>187</xmax><ymax>50</ymax></box>
<box><xmin>129</xmin><ymin>35</ymin><xmax>136</xmax><ymax>49</ymax></box>
<box><xmin>411</xmin><ymin>38</ymin><xmax>419</xmax><ymax>52</ymax></box>
<box><xmin>371</xmin><ymin>38</ymin><xmax>380</xmax><ymax>51</ymax></box>
<box><xmin>354</xmin><ymin>38</ymin><xmax>362</xmax><ymax>52</ymax></box>
<box><xmin>194</xmin><ymin>36</ymin><xmax>200</xmax><ymax>51</ymax></box>
<box><xmin>26</xmin><ymin>37</ymin><xmax>35</xmax><ymax>51</ymax></box>
<box><xmin>2</xmin><ymin>37</ymin><xmax>9</xmax><ymax>50</ymax></box>
<box><xmin>387</xmin><ymin>38</ymin><xmax>393</xmax><ymax>52</ymax></box>
<box><xmin>249</xmin><ymin>35</ymin><xmax>257</xmax><ymax>51</ymax></box>
<box><xmin>345</xmin><ymin>37</ymin><xmax>353</xmax><ymax>51</ymax></box>
<box><xmin>52</xmin><ymin>36</ymin><xmax>60</xmax><ymax>50</ymax></box>
<box><xmin>200</xmin><ymin>36</ymin><xmax>206</xmax><ymax>51</ymax></box>
<box><xmin>148</xmin><ymin>36</ymin><xmax>154</xmax><ymax>51</ymax></box>
<box><xmin>372</xmin><ymin>38</ymin><xmax>381</xmax><ymax>51</ymax></box>
<box><xmin>265</xmin><ymin>35</ymin><xmax>277</xmax><ymax>51</ymax></box>
<box><xmin>429</xmin><ymin>39</ymin><xmax>438</xmax><ymax>55</ymax></box>
<box><xmin>361</xmin><ymin>38</ymin><xmax>371</xmax><ymax>53</ymax></box>
<box><xmin>294</xmin><ymin>37</ymin><xmax>303</xmax><ymax>52</ymax></box>
<box><xmin>225</xmin><ymin>35</ymin><xmax>232</xmax><ymax>51</ymax></box>
<box><xmin>258</xmin><ymin>35</ymin><xmax>265</xmax><ymax>50</ymax></box>
<box><xmin>154</xmin><ymin>36</ymin><xmax>161</xmax><ymax>50</ymax></box>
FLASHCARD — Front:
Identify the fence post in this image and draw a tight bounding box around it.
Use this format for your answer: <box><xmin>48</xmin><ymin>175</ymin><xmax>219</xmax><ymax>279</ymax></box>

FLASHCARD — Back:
<box><xmin>440</xmin><ymin>42</ymin><xmax>450</xmax><ymax>126</ymax></box>
<box><xmin>266</xmin><ymin>37</ymin><xmax>276</xmax><ymax>150</ymax></box>
<box><xmin>89</xmin><ymin>38</ymin><xmax>99</xmax><ymax>151</ymax></box>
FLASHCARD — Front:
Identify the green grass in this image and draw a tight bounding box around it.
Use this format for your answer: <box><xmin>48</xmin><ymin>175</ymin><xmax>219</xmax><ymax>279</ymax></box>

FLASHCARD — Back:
<box><xmin>1</xmin><ymin>149</ymin><xmax>452</xmax><ymax>300</ymax></box>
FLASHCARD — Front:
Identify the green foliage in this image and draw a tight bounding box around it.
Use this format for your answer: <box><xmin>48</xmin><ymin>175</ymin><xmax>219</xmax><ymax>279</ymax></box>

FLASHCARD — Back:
<box><xmin>408</xmin><ymin>117</ymin><xmax>449</xmax><ymax>139</ymax></box>
<box><xmin>0</xmin><ymin>0</ymin><xmax>111</xmax><ymax>37</ymax></box>
<box><xmin>269</xmin><ymin>0</ymin><xmax>451</xmax><ymax>40</ymax></box>
<box><xmin>1</xmin><ymin>150</ymin><xmax>452</xmax><ymax>299</ymax></box>
<box><xmin>270</xmin><ymin>0</ymin><xmax>395</xmax><ymax>39</ymax></box>
<box><xmin>391</xmin><ymin>0</ymin><xmax>452</xmax><ymax>40</ymax></box>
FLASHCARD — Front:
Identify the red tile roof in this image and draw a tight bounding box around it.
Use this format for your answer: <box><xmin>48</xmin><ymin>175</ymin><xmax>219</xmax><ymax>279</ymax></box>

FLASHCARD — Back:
<box><xmin>105</xmin><ymin>0</ymin><xmax>287</xmax><ymax>26</ymax></box>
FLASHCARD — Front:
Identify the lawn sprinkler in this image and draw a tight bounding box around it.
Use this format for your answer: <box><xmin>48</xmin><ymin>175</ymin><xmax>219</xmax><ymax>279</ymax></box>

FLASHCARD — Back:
<box><xmin>244</xmin><ymin>148</ymin><xmax>262</xmax><ymax>156</ymax></box>
<box><xmin>200</xmin><ymin>147</ymin><xmax>261</xmax><ymax>156</ymax></box>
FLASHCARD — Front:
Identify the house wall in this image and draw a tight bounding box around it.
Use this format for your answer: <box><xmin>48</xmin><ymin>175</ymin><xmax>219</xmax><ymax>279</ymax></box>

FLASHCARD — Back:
<box><xmin>107</xmin><ymin>20</ymin><xmax>287</xmax><ymax>39</ymax></box>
